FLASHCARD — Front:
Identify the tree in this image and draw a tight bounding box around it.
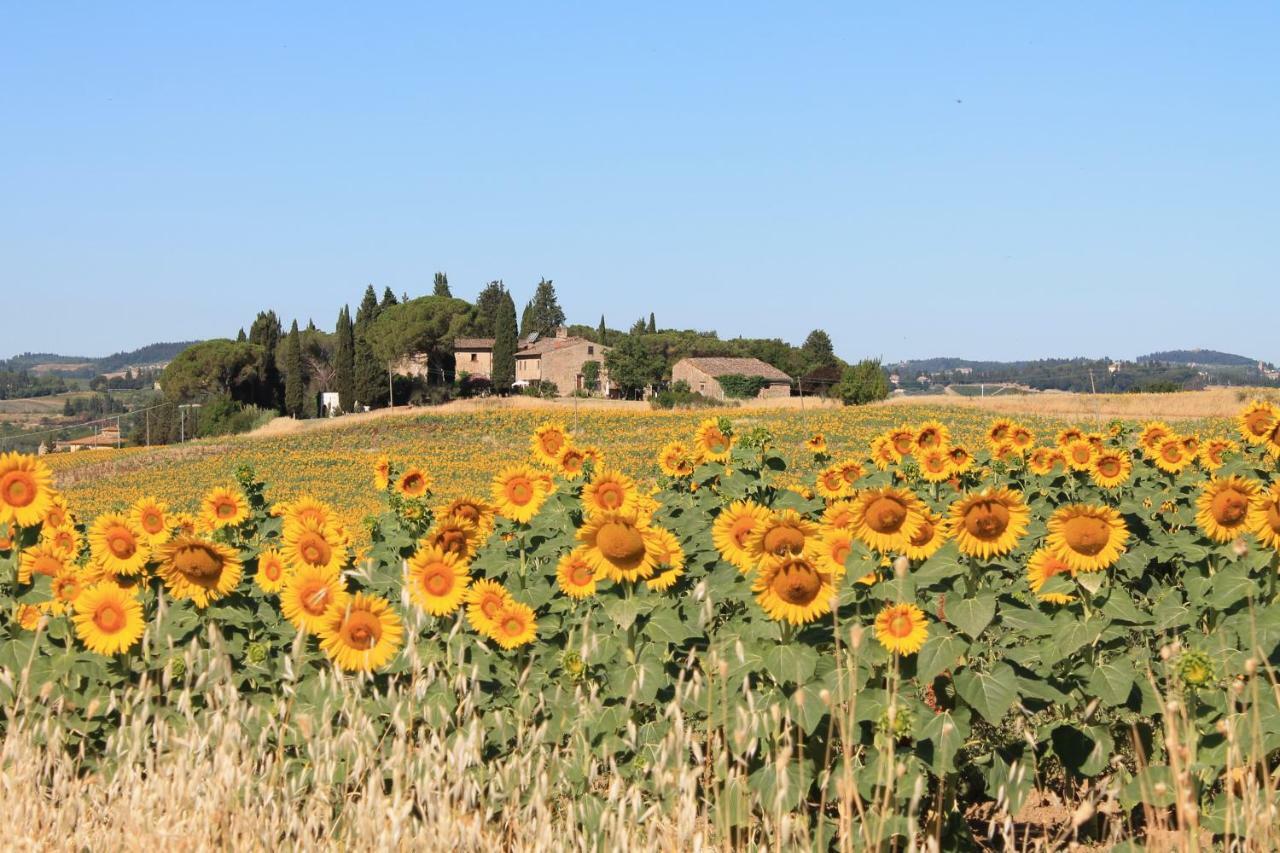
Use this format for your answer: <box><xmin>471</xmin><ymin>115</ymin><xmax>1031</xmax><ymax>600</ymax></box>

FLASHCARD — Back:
<box><xmin>800</xmin><ymin>329</ymin><xmax>837</xmax><ymax>375</ymax></box>
<box><xmin>248</xmin><ymin>310</ymin><xmax>283</xmax><ymax>410</ymax></box>
<box><xmin>354</xmin><ymin>286</ymin><xmax>385</xmax><ymax>408</ymax></box>
<box><xmin>490</xmin><ymin>292</ymin><xmax>518</xmax><ymax>392</ymax></box>
<box><xmin>833</xmin><ymin>359</ymin><xmax>891</xmax><ymax>406</ymax></box>
<box><xmin>597</xmin><ymin>315</ymin><xmax>607</xmax><ymax>345</ymax></box>
<box><xmin>367</xmin><ymin>296</ymin><xmax>475</xmax><ymax>383</ymax></box>
<box><xmin>647</xmin><ymin>312</ymin><xmax>656</xmax><ymax>334</ymax></box>
<box><xmin>522</xmin><ymin>278</ymin><xmax>566</xmax><ymax>337</ymax></box>
<box><xmin>236</xmin><ymin>328</ymin><xmax>247</xmax><ymax>342</ymax></box>
<box><xmin>605</xmin><ymin>334</ymin><xmax>664</xmax><ymax>398</ymax></box>
<box><xmin>161</xmin><ymin>340</ymin><xmax>262</xmax><ymax>404</ymax></box>
<box><xmin>582</xmin><ymin>360</ymin><xmax>601</xmax><ymax>392</ymax></box>
<box><xmin>380</xmin><ymin>287</ymin><xmax>399</xmax><ymax>310</ymax></box>
<box><xmin>433</xmin><ymin>272</ymin><xmax>451</xmax><ymax>297</ymax></box>
<box><xmin>629</xmin><ymin>317</ymin><xmax>649</xmax><ymax>336</ymax></box>
<box><xmin>473</xmin><ymin>281</ymin><xmax>506</xmax><ymax>337</ymax></box>
<box><xmin>519</xmin><ymin>300</ymin><xmax>536</xmax><ymax>337</ymax></box>
<box><xmin>284</xmin><ymin>320</ymin><xmax>305</xmax><ymax>417</ymax></box>
<box><xmin>335</xmin><ymin>306</ymin><xmax>355</xmax><ymax>413</ymax></box>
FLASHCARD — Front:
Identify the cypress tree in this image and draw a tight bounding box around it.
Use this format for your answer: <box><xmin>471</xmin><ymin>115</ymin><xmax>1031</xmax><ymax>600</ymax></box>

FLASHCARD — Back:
<box><xmin>525</xmin><ymin>278</ymin><xmax>566</xmax><ymax>337</ymax></box>
<box><xmin>647</xmin><ymin>312</ymin><xmax>656</xmax><ymax>334</ymax></box>
<box><xmin>354</xmin><ymin>286</ymin><xmax>385</xmax><ymax>408</ymax></box>
<box><xmin>335</xmin><ymin>306</ymin><xmax>355</xmax><ymax>413</ymax></box>
<box><xmin>284</xmin><ymin>320</ymin><xmax>305</xmax><ymax>417</ymax></box>
<box><xmin>433</xmin><ymin>272</ymin><xmax>451</xmax><ymax>297</ymax></box>
<box><xmin>380</xmin><ymin>287</ymin><xmax>399</xmax><ymax>310</ymax></box>
<box><xmin>236</xmin><ymin>328</ymin><xmax>247</xmax><ymax>342</ymax></box>
<box><xmin>597</xmin><ymin>315</ymin><xmax>607</xmax><ymax>345</ymax></box>
<box><xmin>473</xmin><ymin>281</ymin><xmax>506</xmax><ymax>337</ymax></box>
<box><xmin>519</xmin><ymin>300</ymin><xmax>535</xmax><ymax>337</ymax></box>
<box><xmin>491</xmin><ymin>292</ymin><xmax>518</xmax><ymax>393</ymax></box>
<box><xmin>248</xmin><ymin>310</ymin><xmax>283</xmax><ymax>411</ymax></box>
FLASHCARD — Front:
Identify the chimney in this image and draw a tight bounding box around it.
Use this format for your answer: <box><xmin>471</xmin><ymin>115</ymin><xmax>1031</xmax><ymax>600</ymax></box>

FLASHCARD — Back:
<box><xmin>555</xmin><ymin>325</ymin><xmax>568</xmax><ymax>339</ymax></box>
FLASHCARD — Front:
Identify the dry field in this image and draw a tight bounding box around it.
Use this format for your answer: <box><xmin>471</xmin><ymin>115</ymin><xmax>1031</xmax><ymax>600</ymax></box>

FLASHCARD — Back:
<box><xmin>883</xmin><ymin>387</ymin><xmax>1280</xmax><ymax>422</ymax></box>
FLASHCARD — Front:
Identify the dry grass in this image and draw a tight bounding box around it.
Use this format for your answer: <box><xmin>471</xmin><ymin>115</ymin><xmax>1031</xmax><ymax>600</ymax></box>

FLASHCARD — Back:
<box><xmin>880</xmin><ymin>387</ymin><xmax>1280</xmax><ymax>422</ymax></box>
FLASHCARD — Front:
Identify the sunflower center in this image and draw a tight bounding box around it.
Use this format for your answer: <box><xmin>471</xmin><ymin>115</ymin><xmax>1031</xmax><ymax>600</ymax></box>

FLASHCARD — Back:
<box><xmin>763</xmin><ymin>524</ymin><xmax>806</xmax><ymax>556</ymax></box>
<box><xmin>569</xmin><ymin>562</ymin><xmax>593</xmax><ymax>586</ymax></box>
<box><xmin>263</xmin><ymin>559</ymin><xmax>283</xmax><ymax>581</ymax></box>
<box><xmin>770</xmin><ymin>563</ymin><xmax>822</xmax><ymax>606</ymax></box>
<box><xmin>1211</xmin><ymin>490</ymin><xmax>1250</xmax><ymax>526</ymax></box>
<box><xmin>910</xmin><ymin>520</ymin><xmax>935</xmax><ymax>547</ymax></box>
<box><xmin>1266</xmin><ymin>502</ymin><xmax>1280</xmax><ymax>534</ymax></box>
<box><xmin>1161</xmin><ymin>444</ymin><xmax>1182</xmax><ymax>463</ymax></box>
<box><xmin>963</xmin><ymin>500</ymin><xmax>1010</xmax><ymax>541</ymax></box>
<box><xmin>888</xmin><ymin>614</ymin><xmax>915</xmax><ymax>638</ymax></box>
<box><xmin>403</xmin><ymin>474</ymin><xmax>424</xmax><ymax>493</ymax></box>
<box><xmin>866</xmin><ymin>497</ymin><xmax>908</xmax><ymax>534</ymax></box>
<box><xmin>480</xmin><ymin>595</ymin><xmax>503</xmax><ymax>619</ymax></box>
<box><xmin>822</xmin><ymin>472</ymin><xmax>843</xmax><ymax>490</ymax></box>
<box><xmin>1245</xmin><ymin>411</ymin><xmax>1274</xmax><ymax>437</ymax></box>
<box><xmin>299</xmin><ymin>533</ymin><xmax>332</xmax><ymax>567</ymax></box>
<box><xmin>141</xmin><ymin>511</ymin><xmax>164</xmax><ymax>534</ymax></box>
<box><xmin>343</xmin><ymin>612</ymin><xmax>381</xmax><ymax>649</ymax></box>
<box><xmin>1097</xmin><ymin>458</ymin><xmax>1121</xmax><ymax>477</ymax></box>
<box><xmin>216</xmin><ymin>500</ymin><xmax>237</xmax><ymax>519</ymax></box>
<box><xmin>1</xmin><ymin>472</ymin><xmax>35</xmax><ymax>507</ymax></box>
<box><xmin>107</xmin><ymin>529</ymin><xmax>136</xmax><ymax>559</ymax></box>
<box><xmin>892</xmin><ymin>435</ymin><xmax>914</xmax><ymax>454</ymax></box>
<box><xmin>507</xmin><ymin>479</ymin><xmax>533</xmax><ymax>505</ymax></box>
<box><xmin>596</xmin><ymin>484</ymin><xmax>625</xmax><ymax>510</ymax></box>
<box><xmin>705</xmin><ymin>433</ymin><xmax>729</xmax><ymax>454</ymax></box>
<box><xmin>301</xmin><ymin>583</ymin><xmax>332</xmax><ymax>615</ymax></box>
<box><xmin>731</xmin><ymin>517</ymin><xmax>756</xmax><ymax>547</ymax></box>
<box><xmin>423</xmin><ymin>566</ymin><xmax>453</xmax><ymax>597</ymax></box>
<box><xmin>597</xmin><ymin>522</ymin><xmax>646</xmax><ymax>565</ymax></box>
<box><xmin>829</xmin><ymin>541</ymin><xmax>850</xmax><ymax>565</ymax></box>
<box><xmin>1061</xmin><ymin>515</ymin><xmax>1111</xmax><ymax>555</ymax></box>
<box><xmin>925</xmin><ymin>456</ymin><xmax>947</xmax><ymax>474</ymax></box>
<box><xmin>435</xmin><ymin>528</ymin><xmax>468</xmax><ymax>555</ymax></box>
<box><xmin>1071</xmin><ymin>446</ymin><xmax>1091</xmax><ymax>464</ymax></box>
<box><xmin>95</xmin><ymin>603</ymin><xmax>125</xmax><ymax>633</ymax></box>
<box><xmin>541</xmin><ymin>433</ymin><xmax>565</xmax><ymax>455</ymax></box>
<box><xmin>919</xmin><ymin>430</ymin><xmax>939</xmax><ymax>448</ymax></box>
<box><xmin>827</xmin><ymin>510</ymin><xmax>852</xmax><ymax>530</ymax></box>
<box><xmin>174</xmin><ymin>543</ymin><xmax>223</xmax><ymax>578</ymax></box>
<box><xmin>501</xmin><ymin>615</ymin><xmax>525</xmax><ymax>636</ymax></box>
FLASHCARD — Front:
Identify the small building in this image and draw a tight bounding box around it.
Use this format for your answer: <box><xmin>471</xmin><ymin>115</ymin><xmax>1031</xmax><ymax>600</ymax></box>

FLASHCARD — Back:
<box><xmin>514</xmin><ymin>328</ymin><xmax>611</xmax><ymax>395</ymax></box>
<box><xmin>671</xmin><ymin>357</ymin><xmax>792</xmax><ymax>401</ymax></box>
<box><xmin>319</xmin><ymin>391</ymin><xmax>341</xmax><ymax>417</ymax></box>
<box><xmin>55</xmin><ymin>425</ymin><xmax>121</xmax><ymax>452</ymax></box>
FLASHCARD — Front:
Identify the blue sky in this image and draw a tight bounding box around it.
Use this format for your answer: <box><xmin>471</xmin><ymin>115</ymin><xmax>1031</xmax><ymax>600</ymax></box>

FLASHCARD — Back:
<box><xmin>2</xmin><ymin>3</ymin><xmax>1276</xmax><ymax>363</ymax></box>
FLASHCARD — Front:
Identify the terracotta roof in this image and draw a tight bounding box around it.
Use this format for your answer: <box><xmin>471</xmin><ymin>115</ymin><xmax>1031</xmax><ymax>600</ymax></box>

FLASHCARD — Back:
<box><xmin>516</xmin><ymin>336</ymin><xmax>603</xmax><ymax>356</ymax></box>
<box><xmin>678</xmin><ymin>357</ymin><xmax>792</xmax><ymax>382</ymax></box>
<box><xmin>454</xmin><ymin>337</ymin><xmax>532</xmax><ymax>350</ymax></box>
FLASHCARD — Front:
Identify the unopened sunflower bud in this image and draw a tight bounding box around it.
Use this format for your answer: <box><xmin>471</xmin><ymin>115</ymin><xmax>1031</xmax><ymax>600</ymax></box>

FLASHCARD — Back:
<box><xmin>893</xmin><ymin>556</ymin><xmax>910</xmax><ymax>578</ymax></box>
<box><xmin>1245</xmin><ymin>658</ymin><xmax>1258</xmax><ymax>677</ymax></box>
<box><xmin>818</xmin><ymin>689</ymin><xmax>832</xmax><ymax>707</ymax></box>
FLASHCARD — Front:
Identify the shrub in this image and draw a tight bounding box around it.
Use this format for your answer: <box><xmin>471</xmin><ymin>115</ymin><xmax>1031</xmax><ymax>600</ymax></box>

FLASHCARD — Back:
<box><xmin>833</xmin><ymin>359</ymin><xmax>891</xmax><ymax>405</ymax></box>
<box><xmin>717</xmin><ymin>373</ymin><xmax>770</xmax><ymax>399</ymax></box>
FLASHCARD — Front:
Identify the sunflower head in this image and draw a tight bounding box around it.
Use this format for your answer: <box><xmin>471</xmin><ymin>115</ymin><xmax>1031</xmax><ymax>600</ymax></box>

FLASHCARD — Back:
<box><xmin>746</xmin><ymin>508</ymin><xmax>821</xmax><ymax>561</ymax></box>
<box><xmin>88</xmin><ymin>513</ymin><xmax>151</xmax><ymax>577</ymax></box>
<box><xmin>466</xmin><ymin>579</ymin><xmax>513</xmax><ymax>634</ymax></box>
<box><xmin>1028</xmin><ymin>446</ymin><xmax>1062</xmax><ymax>476</ymax></box>
<box><xmin>1027</xmin><ymin>548</ymin><xmax>1076</xmax><ymax>604</ymax></box>
<box><xmin>18</xmin><ymin>541</ymin><xmax>69</xmax><ymax>584</ymax></box>
<box><xmin>157</xmin><ymin>536</ymin><xmax>244</xmax><ymax>607</ymax></box>
<box><xmin>489</xmin><ymin>601</ymin><xmax>537</xmax><ymax>650</ymax></box>
<box><xmin>130</xmin><ymin>497</ymin><xmax>171</xmax><ymax>547</ymax></box>
<box><xmin>254</xmin><ymin>548</ymin><xmax>291</xmax><ymax>594</ymax></box>
<box><xmin>396</xmin><ymin>467</ymin><xmax>432</xmax><ymax>499</ymax></box>
<box><xmin>870</xmin><ymin>436</ymin><xmax>898</xmax><ymax>470</ymax></box>
<box><xmin>582</xmin><ymin>468</ymin><xmax>639</xmax><ymax>516</ymax></box>
<box><xmin>1198</xmin><ymin>439</ymin><xmax>1238</xmax><ymax>472</ymax></box>
<box><xmin>578</xmin><ymin>511</ymin><xmax>661</xmax><ymax>582</ymax></box>
<box><xmin>851</xmin><ymin>487</ymin><xmax>925</xmax><ymax>553</ymax></box>
<box><xmin>423</xmin><ymin>516</ymin><xmax>480</xmax><ymax>562</ymax></box>
<box><xmin>918</xmin><ymin>449</ymin><xmax>953</xmax><ymax>483</ymax></box>
<box><xmin>283</xmin><ymin>518</ymin><xmax>348</xmax><ymax>575</ymax></box>
<box><xmin>318</xmin><ymin>593</ymin><xmax>404</xmax><ymax>672</ymax></box>
<box><xmin>695</xmin><ymin>419</ymin><xmax>734</xmax><ymax>462</ymax></box>
<box><xmin>903</xmin><ymin>510</ymin><xmax>948</xmax><ymax>561</ymax></box>
<box><xmin>874</xmin><ymin>603</ymin><xmax>928</xmax><ymax>655</ymax></box>
<box><xmin>645</xmin><ymin>527</ymin><xmax>686</xmax><ymax>592</ymax></box>
<box><xmin>805</xmin><ymin>434</ymin><xmax>828</xmax><ymax>454</ymax></box>
<box><xmin>1152</xmin><ymin>436</ymin><xmax>1194</xmax><ymax>474</ymax></box>
<box><xmin>373</xmin><ymin>454</ymin><xmax>391</xmax><ymax>490</ymax></box>
<box><xmin>1250</xmin><ymin>483</ymin><xmax>1280</xmax><ymax>549</ymax></box>
<box><xmin>283</xmin><ymin>496</ymin><xmax>337</xmax><ymax>533</ymax></box>
<box><xmin>712</xmin><ymin>500</ymin><xmax>770</xmax><ymax>572</ymax></box>
<box><xmin>658</xmin><ymin>441</ymin><xmax>696</xmax><ymax>478</ymax></box>
<box><xmin>201</xmin><ymin>486</ymin><xmax>248</xmax><ymax>529</ymax></box>
<box><xmin>556</xmin><ymin>547</ymin><xmax>599</xmax><ymax>598</ymax></box>
<box><xmin>437</xmin><ymin>496</ymin><xmax>495</xmax><ymax>535</ymax></box>
<box><xmin>491</xmin><ymin>465</ymin><xmax>549</xmax><ymax>524</ymax></box>
<box><xmin>1237</xmin><ymin>401</ymin><xmax>1279</xmax><ymax>446</ymax></box>
<box><xmin>42</xmin><ymin>494</ymin><xmax>70</xmax><ymax>529</ymax></box>
<box><xmin>1195</xmin><ymin>476</ymin><xmax>1260</xmax><ymax>543</ymax></box>
<box><xmin>73</xmin><ymin>583</ymin><xmax>145</xmax><ymax>656</ymax></box>
<box><xmin>1090</xmin><ymin>450</ymin><xmax>1132</xmax><ymax>490</ymax></box>
<box><xmin>949</xmin><ymin>488</ymin><xmax>1030</xmax><ymax>560</ymax></box>
<box><xmin>888</xmin><ymin>426</ymin><xmax>917</xmax><ymax>459</ymax></box>
<box><xmin>280</xmin><ymin>564</ymin><xmax>350</xmax><ymax>633</ymax></box>
<box><xmin>752</xmin><ymin>553</ymin><xmax>837</xmax><ymax>625</ymax></box>
<box><xmin>815</xmin><ymin>465</ymin><xmax>853</xmax><ymax>500</ymax></box>
<box><xmin>0</xmin><ymin>452</ymin><xmax>55</xmax><ymax>528</ymax></box>
<box><xmin>531</xmin><ymin>422</ymin><xmax>570</xmax><ymax>467</ymax></box>
<box><xmin>915</xmin><ymin>421</ymin><xmax>950</xmax><ymax>452</ymax></box>
<box><xmin>406</xmin><ymin>544</ymin><xmax>470</xmax><ymax>616</ymax></box>
<box><xmin>1056</xmin><ymin>427</ymin><xmax>1086</xmax><ymax>449</ymax></box>
<box><xmin>946</xmin><ymin>445</ymin><xmax>975</xmax><ymax>474</ymax></box>
<box><xmin>555</xmin><ymin>445</ymin><xmax>588</xmax><ymax>478</ymax></box>
<box><xmin>986</xmin><ymin>419</ymin><xmax>1016</xmax><ymax>449</ymax></box>
<box><xmin>1064</xmin><ymin>439</ymin><xmax>1096</xmax><ymax>472</ymax></box>
<box><xmin>1047</xmin><ymin>504</ymin><xmax>1128</xmax><ymax>572</ymax></box>
<box><xmin>1175</xmin><ymin>649</ymin><xmax>1215</xmax><ymax>689</ymax></box>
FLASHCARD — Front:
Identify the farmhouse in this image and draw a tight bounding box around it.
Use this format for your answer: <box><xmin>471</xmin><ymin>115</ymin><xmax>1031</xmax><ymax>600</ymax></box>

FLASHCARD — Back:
<box><xmin>54</xmin><ymin>424</ymin><xmax>121</xmax><ymax>452</ymax></box>
<box><xmin>671</xmin><ymin>357</ymin><xmax>792</xmax><ymax>401</ymax></box>
<box><xmin>451</xmin><ymin>327</ymin><xmax>611</xmax><ymax>396</ymax></box>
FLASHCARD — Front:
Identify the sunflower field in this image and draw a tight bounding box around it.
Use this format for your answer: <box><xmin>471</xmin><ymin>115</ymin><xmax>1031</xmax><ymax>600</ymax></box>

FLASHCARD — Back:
<box><xmin>3</xmin><ymin>401</ymin><xmax>1280</xmax><ymax>847</ymax></box>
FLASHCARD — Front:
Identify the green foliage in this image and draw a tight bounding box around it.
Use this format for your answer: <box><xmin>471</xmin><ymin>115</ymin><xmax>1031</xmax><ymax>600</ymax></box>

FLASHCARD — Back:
<box><xmin>520</xmin><ymin>278</ymin><xmax>566</xmax><ymax>338</ymax></box>
<box><xmin>472</xmin><ymin>280</ymin><xmax>507</xmax><ymax>337</ymax></box>
<box><xmin>605</xmin><ymin>334</ymin><xmax>664</xmax><ymax>397</ymax></box>
<box><xmin>366</xmin><ymin>296</ymin><xmax>475</xmax><ymax>382</ymax></box>
<box><xmin>491</xmin><ymin>292</ymin><xmax>518</xmax><ymax>392</ymax></box>
<box><xmin>833</xmin><ymin>358</ymin><xmax>891</xmax><ymax>405</ymax></box>
<box><xmin>334</xmin><ymin>306</ymin><xmax>355</xmax><ymax>413</ymax></box>
<box><xmin>161</xmin><ymin>339</ymin><xmax>263</xmax><ymax>405</ymax></box>
<box><xmin>800</xmin><ymin>328</ymin><xmax>837</xmax><ymax>373</ymax></box>
<box><xmin>247</xmin><ymin>311</ymin><xmax>283</xmax><ymax>411</ymax></box>
<box><xmin>581</xmin><ymin>359</ymin><xmax>600</xmax><ymax>391</ymax></box>
<box><xmin>432</xmin><ymin>271</ymin><xmax>451</xmax><ymax>297</ymax></box>
<box><xmin>283</xmin><ymin>320</ymin><xmax>305</xmax><ymax>418</ymax></box>
<box><xmin>716</xmin><ymin>374</ymin><xmax>770</xmax><ymax>399</ymax></box>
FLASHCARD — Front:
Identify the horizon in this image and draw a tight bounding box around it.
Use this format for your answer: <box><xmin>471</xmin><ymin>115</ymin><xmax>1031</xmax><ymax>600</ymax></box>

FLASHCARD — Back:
<box><xmin>3</xmin><ymin>4</ymin><xmax>1276</xmax><ymax>363</ymax></box>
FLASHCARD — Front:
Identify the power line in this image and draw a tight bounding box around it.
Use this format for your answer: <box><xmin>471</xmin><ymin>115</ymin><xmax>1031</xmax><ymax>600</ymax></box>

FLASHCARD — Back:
<box><xmin>0</xmin><ymin>400</ymin><xmax>177</xmax><ymax>447</ymax></box>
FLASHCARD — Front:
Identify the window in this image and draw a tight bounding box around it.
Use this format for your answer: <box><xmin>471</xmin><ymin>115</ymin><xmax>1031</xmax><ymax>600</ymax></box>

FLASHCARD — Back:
<box><xmin>587</xmin><ymin>346</ymin><xmax>594</xmax><ymax>355</ymax></box>
<box><xmin>470</xmin><ymin>353</ymin><xmax>477</xmax><ymax>362</ymax></box>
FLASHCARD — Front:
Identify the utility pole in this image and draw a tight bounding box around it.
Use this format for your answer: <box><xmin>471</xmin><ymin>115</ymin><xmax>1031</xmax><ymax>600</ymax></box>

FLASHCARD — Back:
<box><xmin>145</xmin><ymin>408</ymin><xmax>150</xmax><ymax>447</ymax></box>
<box><xmin>388</xmin><ymin>362</ymin><xmax>394</xmax><ymax>409</ymax></box>
<box><xmin>115</xmin><ymin>416</ymin><xmax>121</xmax><ymax>449</ymax></box>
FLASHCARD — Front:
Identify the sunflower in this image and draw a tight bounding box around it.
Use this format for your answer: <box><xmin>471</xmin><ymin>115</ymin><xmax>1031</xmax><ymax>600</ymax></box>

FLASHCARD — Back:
<box><xmin>556</xmin><ymin>547</ymin><xmax>598</xmax><ymax>598</ymax></box>
<box><xmin>254</xmin><ymin>548</ymin><xmax>290</xmax><ymax>594</ymax></box>
<box><xmin>127</xmin><ymin>496</ymin><xmax>171</xmax><ymax>547</ymax></box>
<box><xmin>280</xmin><ymin>564</ymin><xmax>350</xmax><ymax>633</ymax></box>
<box><xmin>554</xmin><ymin>444</ymin><xmax>588</xmax><ymax>478</ymax></box>
<box><xmin>578</xmin><ymin>511</ymin><xmax>661</xmax><ymax>582</ymax></box>
<box><xmin>41</xmin><ymin>523</ymin><xmax>80</xmax><ymax>558</ymax></box>
<box><xmin>1249</xmin><ymin>483</ymin><xmax>1280</xmax><ymax>549</ymax></box>
<box><xmin>73</xmin><ymin>583</ymin><xmax>145</xmax><ymax>656</ymax></box>
<box><xmin>422</xmin><ymin>516</ymin><xmax>480</xmax><ymax>562</ymax></box>
<box><xmin>903</xmin><ymin>509</ymin><xmax>948</xmax><ymax>561</ymax></box>
<box><xmin>918</xmin><ymin>448</ymin><xmax>953</xmax><ymax>483</ymax></box>
<box><xmin>695</xmin><ymin>419</ymin><xmax>733</xmax><ymax>462</ymax></box>
<box><xmin>49</xmin><ymin>566</ymin><xmax>87</xmax><ymax>615</ymax></box>
<box><xmin>489</xmin><ymin>601</ymin><xmax>538</xmax><ymax>649</ymax></box>
<box><xmin>171</xmin><ymin>513</ymin><xmax>199</xmax><ymax>537</ymax></box>
<box><xmin>805</xmin><ymin>434</ymin><xmax>828</xmax><ymax>454</ymax></box>
<box><xmin>850</xmin><ymin>487</ymin><xmax>925</xmax><ymax>553</ymax></box>
<box><xmin>746</xmin><ymin>508</ymin><xmax>822</xmax><ymax>561</ymax></box>
<box><xmin>156</xmin><ymin>536</ymin><xmax>244</xmax><ymax>607</ymax></box>
<box><xmin>88</xmin><ymin>513</ymin><xmax>150</xmax><ymax>576</ymax></box>
<box><xmin>947</xmin><ymin>445</ymin><xmax>975</xmax><ymax>475</ymax></box>
<box><xmin>838</xmin><ymin>459</ymin><xmax>865</xmax><ymax>487</ymax></box>
<box><xmin>874</xmin><ymin>603</ymin><xmax>928</xmax><ymax>655</ymax></box>
<box><xmin>1138</xmin><ymin>421</ymin><xmax>1175</xmax><ymax>456</ymax></box>
<box><xmin>1056</xmin><ymin>427</ymin><xmax>1086</xmax><ymax>449</ymax></box>
<box><xmin>465</xmin><ymin>579</ymin><xmax>512</xmax><ymax>635</ymax></box>
<box><xmin>15</xmin><ymin>603</ymin><xmax>43</xmax><ymax>631</ymax></box>
<box><xmin>1090</xmin><ymin>450</ymin><xmax>1133</xmax><ymax>490</ymax></box>
<box><xmin>1265</xmin><ymin>424</ymin><xmax>1280</xmax><ymax>460</ymax></box>
<box><xmin>491</xmin><ymin>465</ymin><xmax>548</xmax><ymax>524</ymax></box>
<box><xmin>318</xmin><ymin>593</ymin><xmax>403</xmax><ymax>672</ymax></box>
<box><xmin>0</xmin><ymin>520</ymin><xmax>14</xmax><ymax>551</ymax></box>
<box><xmin>396</xmin><ymin>467</ymin><xmax>431</xmax><ymax>499</ymax></box>
<box><xmin>991</xmin><ymin>442</ymin><xmax>1022</xmax><ymax>463</ymax></box>
<box><xmin>1009</xmin><ymin>425</ymin><xmax>1035</xmax><ymax>451</ymax></box>
<box><xmin>1046</xmin><ymin>504</ymin><xmax>1128</xmax><ymax>572</ymax></box>
<box><xmin>1063</xmin><ymin>439</ymin><xmax>1096</xmax><ymax>472</ymax></box>
<box><xmin>815</xmin><ymin>465</ymin><xmax>853</xmax><ymax>500</ymax></box>
<box><xmin>43</xmin><ymin>494</ymin><xmax>70</xmax><ymax>529</ymax></box>
<box><xmin>712</xmin><ymin>500</ymin><xmax>770</xmax><ymax>571</ymax></box>
<box><xmin>646</xmin><ymin>527</ymin><xmax>686</xmax><ymax>592</ymax></box>
<box><xmin>887</xmin><ymin>425</ymin><xmax>917</xmax><ymax>459</ymax></box>
<box><xmin>405</xmin><ymin>545</ymin><xmax>470</xmax><ymax>615</ymax></box>
<box><xmin>282</xmin><ymin>518</ymin><xmax>347</xmax><ymax>575</ymax></box>
<box><xmin>915</xmin><ymin>421</ymin><xmax>951</xmax><ymax>452</ymax></box>
<box><xmin>1237</xmin><ymin>400</ymin><xmax>1279</xmax><ymax>447</ymax></box>
<box><xmin>1195</xmin><ymin>476</ymin><xmax>1261</xmax><ymax>543</ymax></box>
<box><xmin>821</xmin><ymin>500</ymin><xmax>857</xmax><ymax>532</ymax></box>
<box><xmin>201</xmin><ymin>486</ymin><xmax>248</xmax><ymax>529</ymax></box>
<box><xmin>283</xmin><ymin>496</ymin><xmax>337</xmax><ymax>533</ymax></box>
<box><xmin>1026</xmin><ymin>548</ymin><xmax>1076</xmax><ymax>604</ymax></box>
<box><xmin>436</xmin><ymin>496</ymin><xmax>496</xmax><ymax>537</ymax></box>
<box><xmin>582</xmin><ymin>468</ymin><xmax>639</xmax><ymax>516</ymax></box>
<box><xmin>1027</xmin><ymin>447</ymin><xmax>1061</xmax><ymax>476</ymax></box>
<box><xmin>870</xmin><ymin>436</ymin><xmax>898</xmax><ymax>470</ymax></box>
<box><xmin>0</xmin><ymin>452</ymin><xmax>55</xmax><ymax>528</ymax></box>
<box><xmin>986</xmin><ymin>419</ymin><xmax>1016</xmax><ymax>449</ymax></box>
<box><xmin>657</xmin><ymin>441</ymin><xmax>696</xmax><ymax>478</ymax></box>
<box><xmin>753</xmin><ymin>553</ymin><xmax>837</xmax><ymax>625</ymax></box>
<box><xmin>531</xmin><ymin>422</ymin><xmax>570</xmax><ymax>467</ymax></box>
<box><xmin>1152</xmin><ymin>436</ymin><xmax>1194</xmax><ymax>474</ymax></box>
<box><xmin>373</xmin><ymin>454</ymin><xmax>391</xmax><ymax>490</ymax></box>
<box><xmin>18</xmin><ymin>541</ymin><xmax>69</xmax><ymax>584</ymax></box>
<box><xmin>948</xmin><ymin>488</ymin><xmax>1030</xmax><ymax>560</ymax></box>
<box><xmin>807</xmin><ymin>528</ymin><xmax>853</xmax><ymax>579</ymax></box>
<box><xmin>1198</xmin><ymin>439</ymin><xmax>1238</xmax><ymax>472</ymax></box>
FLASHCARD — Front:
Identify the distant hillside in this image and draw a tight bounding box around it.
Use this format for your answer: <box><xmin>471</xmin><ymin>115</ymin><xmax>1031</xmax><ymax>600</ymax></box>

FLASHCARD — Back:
<box><xmin>2</xmin><ymin>341</ymin><xmax>200</xmax><ymax>377</ymax></box>
<box><xmin>1137</xmin><ymin>349</ymin><xmax>1261</xmax><ymax>367</ymax></box>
